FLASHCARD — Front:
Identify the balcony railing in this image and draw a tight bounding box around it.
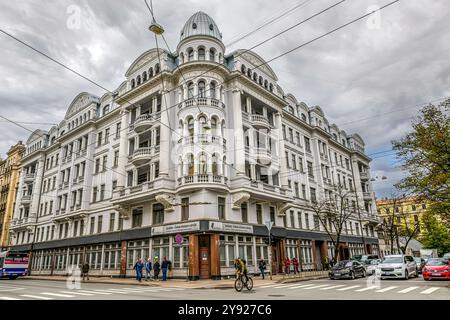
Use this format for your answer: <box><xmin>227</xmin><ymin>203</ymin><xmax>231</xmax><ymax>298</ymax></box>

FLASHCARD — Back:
<box><xmin>75</xmin><ymin>149</ymin><xmax>87</xmax><ymax>159</ymax></box>
<box><xmin>21</xmin><ymin>195</ymin><xmax>32</xmax><ymax>202</ymax></box>
<box><xmin>320</xmin><ymin>153</ymin><xmax>329</xmax><ymax>161</ymax></box>
<box><xmin>362</xmin><ymin>192</ymin><xmax>372</xmax><ymax>199</ymax></box>
<box><xmin>250</xmin><ymin>114</ymin><xmax>272</xmax><ymax>128</ymax></box>
<box><xmin>177</xmin><ymin>174</ymin><xmax>227</xmax><ymax>186</ymax></box>
<box><xmin>178</xmin><ymin>135</ymin><xmax>226</xmax><ymax>146</ymax></box>
<box><xmin>360</xmin><ymin>172</ymin><xmax>369</xmax><ymax>180</ymax></box>
<box><xmin>11</xmin><ymin>216</ymin><xmax>34</xmax><ymax>227</ymax></box>
<box><xmin>132</xmin><ymin>112</ymin><xmax>161</xmax><ymax>133</ymax></box>
<box><xmin>24</xmin><ymin>173</ymin><xmax>36</xmax><ymax>180</ymax></box>
<box><xmin>178</xmin><ymin>98</ymin><xmax>225</xmax><ymax>110</ymax></box>
<box><xmin>130</xmin><ymin>146</ymin><xmax>160</xmax><ymax>165</ymax></box>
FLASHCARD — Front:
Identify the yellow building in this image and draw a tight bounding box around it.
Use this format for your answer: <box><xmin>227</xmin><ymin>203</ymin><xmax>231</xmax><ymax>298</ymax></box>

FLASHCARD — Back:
<box><xmin>376</xmin><ymin>196</ymin><xmax>429</xmax><ymax>256</ymax></box>
<box><xmin>0</xmin><ymin>142</ymin><xmax>25</xmax><ymax>248</ymax></box>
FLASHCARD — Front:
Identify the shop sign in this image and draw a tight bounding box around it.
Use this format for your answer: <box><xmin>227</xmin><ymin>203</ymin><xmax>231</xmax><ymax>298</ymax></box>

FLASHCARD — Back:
<box><xmin>209</xmin><ymin>221</ymin><xmax>253</xmax><ymax>234</ymax></box>
<box><xmin>151</xmin><ymin>221</ymin><xmax>200</xmax><ymax>235</ymax></box>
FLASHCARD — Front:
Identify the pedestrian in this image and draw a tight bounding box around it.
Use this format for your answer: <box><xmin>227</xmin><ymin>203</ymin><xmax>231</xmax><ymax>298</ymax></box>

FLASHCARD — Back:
<box><xmin>161</xmin><ymin>256</ymin><xmax>169</xmax><ymax>281</ymax></box>
<box><xmin>153</xmin><ymin>257</ymin><xmax>160</xmax><ymax>281</ymax></box>
<box><xmin>258</xmin><ymin>259</ymin><xmax>266</xmax><ymax>279</ymax></box>
<box><xmin>284</xmin><ymin>258</ymin><xmax>291</xmax><ymax>275</ymax></box>
<box><xmin>292</xmin><ymin>257</ymin><xmax>299</xmax><ymax>274</ymax></box>
<box><xmin>82</xmin><ymin>262</ymin><xmax>90</xmax><ymax>281</ymax></box>
<box><xmin>133</xmin><ymin>258</ymin><xmax>144</xmax><ymax>282</ymax></box>
<box><xmin>145</xmin><ymin>258</ymin><xmax>152</xmax><ymax>281</ymax></box>
<box><xmin>167</xmin><ymin>258</ymin><xmax>173</xmax><ymax>279</ymax></box>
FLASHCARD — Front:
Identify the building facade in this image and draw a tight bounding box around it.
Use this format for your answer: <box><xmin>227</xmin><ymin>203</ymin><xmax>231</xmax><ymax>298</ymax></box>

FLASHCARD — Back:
<box><xmin>0</xmin><ymin>141</ymin><xmax>25</xmax><ymax>249</ymax></box>
<box><xmin>9</xmin><ymin>12</ymin><xmax>380</xmax><ymax>279</ymax></box>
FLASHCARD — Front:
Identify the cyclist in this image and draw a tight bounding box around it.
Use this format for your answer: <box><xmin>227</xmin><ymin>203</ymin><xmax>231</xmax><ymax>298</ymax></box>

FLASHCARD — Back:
<box><xmin>234</xmin><ymin>258</ymin><xmax>249</xmax><ymax>284</ymax></box>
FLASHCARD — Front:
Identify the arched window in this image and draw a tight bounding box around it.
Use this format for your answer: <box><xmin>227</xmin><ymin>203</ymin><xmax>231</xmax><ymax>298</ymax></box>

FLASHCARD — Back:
<box><xmin>198</xmin><ymin>81</ymin><xmax>206</xmax><ymax>98</ymax></box>
<box><xmin>187</xmin><ymin>154</ymin><xmax>194</xmax><ymax>176</ymax></box>
<box><xmin>154</xmin><ymin>63</ymin><xmax>160</xmax><ymax>74</ymax></box>
<box><xmin>103</xmin><ymin>104</ymin><xmax>110</xmax><ymax>115</ymax></box>
<box><xmin>211</xmin><ymin>117</ymin><xmax>218</xmax><ymax>135</ymax></box>
<box><xmin>187</xmin><ymin>82</ymin><xmax>194</xmax><ymax>99</ymax></box>
<box><xmin>212</xmin><ymin>154</ymin><xmax>218</xmax><ymax>175</ymax></box>
<box><xmin>247</xmin><ymin>69</ymin><xmax>252</xmax><ymax>78</ymax></box>
<box><xmin>269</xmin><ymin>83</ymin><xmax>273</xmax><ymax>92</ymax></box>
<box><xmin>179</xmin><ymin>52</ymin><xmax>184</xmax><ymax>64</ymax></box>
<box><xmin>241</xmin><ymin>64</ymin><xmax>246</xmax><ymax>73</ymax></box>
<box><xmin>75</xmin><ymin>119</ymin><xmax>78</xmax><ymax>126</ymax></box>
<box><xmin>149</xmin><ymin>67</ymin><xmax>154</xmax><ymax>77</ymax></box>
<box><xmin>188</xmin><ymin>49</ymin><xmax>194</xmax><ymax>61</ymax></box>
<box><xmin>210</xmin><ymin>81</ymin><xmax>216</xmax><ymax>99</ymax></box>
<box><xmin>209</xmin><ymin>48</ymin><xmax>216</xmax><ymax>61</ymax></box>
<box><xmin>259</xmin><ymin>76</ymin><xmax>263</xmax><ymax>85</ymax></box>
<box><xmin>131</xmin><ymin>79</ymin><xmax>135</xmax><ymax>89</ymax></box>
<box><xmin>142</xmin><ymin>71</ymin><xmax>147</xmax><ymax>82</ymax></box>
<box><xmin>253</xmin><ymin>73</ymin><xmax>258</xmax><ymax>82</ymax></box>
<box><xmin>198</xmin><ymin>47</ymin><xmax>205</xmax><ymax>60</ymax></box>
<box><xmin>199</xmin><ymin>153</ymin><xmax>207</xmax><ymax>174</ymax></box>
<box><xmin>301</xmin><ymin>114</ymin><xmax>307</xmax><ymax>122</ymax></box>
<box><xmin>198</xmin><ymin>115</ymin><xmax>207</xmax><ymax>134</ymax></box>
<box><xmin>264</xmin><ymin>80</ymin><xmax>268</xmax><ymax>88</ymax></box>
<box><xmin>222</xmin><ymin>156</ymin><xmax>227</xmax><ymax>176</ymax></box>
<box><xmin>187</xmin><ymin>117</ymin><xmax>194</xmax><ymax>137</ymax></box>
<box><xmin>136</xmin><ymin>75</ymin><xmax>141</xmax><ymax>85</ymax></box>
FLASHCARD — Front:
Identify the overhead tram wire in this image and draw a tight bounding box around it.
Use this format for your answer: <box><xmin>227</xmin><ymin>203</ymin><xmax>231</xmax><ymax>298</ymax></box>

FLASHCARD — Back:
<box><xmin>0</xmin><ymin>0</ymin><xmax>401</xmax><ymax>182</ymax></box>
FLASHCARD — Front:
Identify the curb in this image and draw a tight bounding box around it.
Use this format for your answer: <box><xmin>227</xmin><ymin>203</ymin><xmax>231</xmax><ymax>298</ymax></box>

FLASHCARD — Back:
<box><xmin>22</xmin><ymin>276</ymin><xmax>160</xmax><ymax>287</ymax></box>
<box><xmin>279</xmin><ymin>275</ymin><xmax>328</xmax><ymax>283</ymax></box>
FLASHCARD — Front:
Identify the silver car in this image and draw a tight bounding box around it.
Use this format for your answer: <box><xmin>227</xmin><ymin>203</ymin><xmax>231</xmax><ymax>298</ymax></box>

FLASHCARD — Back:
<box><xmin>377</xmin><ymin>255</ymin><xmax>418</xmax><ymax>280</ymax></box>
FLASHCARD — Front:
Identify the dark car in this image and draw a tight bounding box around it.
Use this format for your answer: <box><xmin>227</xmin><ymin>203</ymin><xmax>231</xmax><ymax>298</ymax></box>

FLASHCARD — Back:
<box><xmin>413</xmin><ymin>257</ymin><xmax>426</xmax><ymax>274</ymax></box>
<box><xmin>329</xmin><ymin>260</ymin><xmax>366</xmax><ymax>280</ymax></box>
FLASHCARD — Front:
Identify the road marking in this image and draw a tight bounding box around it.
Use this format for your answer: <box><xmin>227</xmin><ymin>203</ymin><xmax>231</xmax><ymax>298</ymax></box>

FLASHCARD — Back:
<box><xmin>398</xmin><ymin>287</ymin><xmax>419</xmax><ymax>293</ymax></box>
<box><xmin>273</xmin><ymin>284</ymin><xmax>305</xmax><ymax>289</ymax></box>
<box><xmin>420</xmin><ymin>287</ymin><xmax>440</xmax><ymax>295</ymax></box>
<box><xmin>60</xmin><ymin>291</ymin><xmax>94</xmax><ymax>296</ymax></box>
<box><xmin>320</xmin><ymin>285</ymin><xmax>345</xmax><ymax>290</ymax></box>
<box><xmin>337</xmin><ymin>285</ymin><xmax>361</xmax><ymax>291</ymax></box>
<box><xmin>20</xmin><ymin>294</ymin><xmax>54</xmax><ymax>300</ymax></box>
<box><xmin>287</xmin><ymin>284</ymin><xmax>316</xmax><ymax>290</ymax></box>
<box><xmin>303</xmin><ymin>284</ymin><xmax>329</xmax><ymax>290</ymax></box>
<box><xmin>155</xmin><ymin>288</ymin><xmax>185</xmax><ymax>291</ymax></box>
<box><xmin>92</xmin><ymin>289</ymin><xmax>135</xmax><ymax>294</ymax></box>
<box><xmin>0</xmin><ymin>296</ymin><xmax>21</xmax><ymax>300</ymax></box>
<box><xmin>355</xmin><ymin>286</ymin><xmax>378</xmax><ymax>292</ymax></box>
<box><xmin>376</xmin><ymin>286</ymin><xmax>398</xmax><ymax>293</ymax></box>
<box><xmin>40</xmin><ymin>292</ymin><xmax>75</xmax><ymax>298</ymax></box>
<box><xmin>259</xmin><ymin>284</ymin><xmax>282</xmax><ymax>288</ymax></box>
<box><xmin>76</xmin><ymin>290</ymin><xmax>112</xmax><ymax>295</ymax></box>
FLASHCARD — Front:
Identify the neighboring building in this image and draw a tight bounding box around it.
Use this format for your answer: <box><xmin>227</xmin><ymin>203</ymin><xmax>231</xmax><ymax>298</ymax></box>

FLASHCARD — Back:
<box><xmin>8</xmin><ymin>12</ymin><xmax>379</xmax><ymax>279</ymax></box>
<box><xmin>376</xmin><ymin>196</ymin><xmax>430</xmax><ymax>256</ymax></box>
<box><xmin>0</xmin><ymin>141</ymin><xmax>25</xmax><ymax>249</ymax></box>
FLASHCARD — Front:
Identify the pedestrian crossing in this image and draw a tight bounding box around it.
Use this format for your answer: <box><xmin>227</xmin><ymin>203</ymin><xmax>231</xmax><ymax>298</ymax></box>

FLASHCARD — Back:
<box><xmin>256</xmin><ymin>282</ymin><xmax>444</xmax><ymax>295</ymax></box>
<box><xmin>0</xmin><ymin>286</ymin><xmax>186</xmax><ymax>300</ymax></box>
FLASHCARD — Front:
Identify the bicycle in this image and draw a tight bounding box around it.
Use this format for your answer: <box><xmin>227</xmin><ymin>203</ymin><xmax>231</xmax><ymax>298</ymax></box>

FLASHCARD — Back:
<box><xmin>234</xmin><ymin>272</ymin><xmax>253</xmax><ymax>292</ymax></box>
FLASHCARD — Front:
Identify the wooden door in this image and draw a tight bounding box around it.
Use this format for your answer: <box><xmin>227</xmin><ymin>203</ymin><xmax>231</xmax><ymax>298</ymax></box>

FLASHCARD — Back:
<box><xmin>199</xmin><ymin>247</ymin><xmax>210</xmax><ymax>279</ymax></box>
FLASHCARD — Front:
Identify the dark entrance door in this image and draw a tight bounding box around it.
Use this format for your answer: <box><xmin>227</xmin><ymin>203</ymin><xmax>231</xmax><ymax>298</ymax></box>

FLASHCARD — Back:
<box><xmin>271</xmin><ymin>240</ymin><xmax>280</xmax><ymax>274</ymax></box>
<box><xmin>199</xmin><ymin>235</ymin><xmax>210</xmax><ymax>279</ymax></box>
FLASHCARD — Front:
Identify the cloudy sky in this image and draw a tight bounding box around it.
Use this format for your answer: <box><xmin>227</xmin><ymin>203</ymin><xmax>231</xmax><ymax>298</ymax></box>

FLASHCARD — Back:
<box><xmin>0</xmin><ymin>0</ymin><xmax>449</xmax><ymax>198</ymax></box>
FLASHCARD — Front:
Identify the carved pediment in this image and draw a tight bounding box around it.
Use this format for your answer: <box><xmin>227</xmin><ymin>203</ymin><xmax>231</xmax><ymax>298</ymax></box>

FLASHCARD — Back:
<box><xmin>114</xmin><ymin>205</ymin><xmax>132</xmax><ymax>219</ymax></box>
<box><xmin>232</xmin><ymin>192</ymin><xmax>251</xmax><ymax>210</ymax></box>
<box><xmin>155</xmin><ymin>194</ymin><xmax>174</xmax><ymax>212</ymax></box>
<box><xmin>276</xmin><ymin>202</ymin><xmax>292</xmax><ymax>216</ymax></box>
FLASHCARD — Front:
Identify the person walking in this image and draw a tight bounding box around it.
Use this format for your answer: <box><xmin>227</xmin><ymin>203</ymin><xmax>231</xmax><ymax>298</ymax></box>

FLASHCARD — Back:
<box><xmin>81</xmin><ymin>262</ymin><xmax>90</xmax><ymax>281</ymax></box>
<box><xmin>167</xmin><ymin>258</ymin><xmax>173</xmax><ymax>279</ymax></box>
<box><xmin>284</xmin><ymin>258</ymin><xmax>291</xmax><ymax>275</ymax></box>
<box><xmin>145</xmin><ymin>258</ymin><xmax>152</xmax><ymax>281</ymax></box>
<box><xmin>161</xmin><ymin>257</ymin><xmax>169</xmax><ymax>281</ymax></box>
<box><xmin>153</xmin><ymin>257</ymin><xmax>160</xmax><ymax>281</ymax></box>
<box><xmin>292</xmin><ymin>257</ymin><xmax>299</xmax><ymax>274</ymax></box>
<box><xmin>133</xmin><ymin>258</ymin><xmax>144</xmax><ymax>282</ymax></box>
<box><xmin>258</xmin><ymin>259</ymin><xmax>266</xmax><ymax>279</ymax></box>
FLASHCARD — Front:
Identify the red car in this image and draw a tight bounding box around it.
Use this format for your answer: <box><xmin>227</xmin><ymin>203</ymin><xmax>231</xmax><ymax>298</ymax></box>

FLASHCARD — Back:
<box><xmin>422</xmin><ymin>258</ymin><xmax>450</xmax><ymax>280</ymax></box>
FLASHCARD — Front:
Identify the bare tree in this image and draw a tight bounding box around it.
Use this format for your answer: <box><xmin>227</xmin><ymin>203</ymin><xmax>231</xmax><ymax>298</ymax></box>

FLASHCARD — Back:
<box><xmin>307</xmin><ymin>184</ymin><xmax>355</xmax><ymax>263</ymax></box>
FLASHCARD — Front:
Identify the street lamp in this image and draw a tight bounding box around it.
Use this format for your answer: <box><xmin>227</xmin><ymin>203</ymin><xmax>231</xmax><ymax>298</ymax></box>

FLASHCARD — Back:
<box><xmin>149</xmin><ymin>18</ymin><xmax>164</xmax><ymax>35</ymax></box>
<box><xmin>265</xmin><ymin>221</ymin><xmax>274</xmax><ymax>280</ymax></box>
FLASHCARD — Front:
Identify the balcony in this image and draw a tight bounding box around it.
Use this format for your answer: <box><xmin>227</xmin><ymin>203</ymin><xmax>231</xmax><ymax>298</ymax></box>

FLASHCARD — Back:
<box><xmin>10</xmin><ymin>216</ymin><xmax>35</xmax><ymax>229</ymax></box>
<box><xmin>133</xmin><ymin>113</ymin><xmax>161</xmax><ymax>133</ymax></box>
<box><xmin>178</xmin><ymin>98</ymin><xmax>225</xmax><ymax>110</ymax></box>
<box><xmin>323</xmin><ymin>177</ymin><xmax>332</xmax><ymax>186</ymax></box>
<box><xmin>177</xmin><ymin>174</ymin><xmax>228</xmax><ymax>187</ymax></box>
<box><xmin>75</xmin><ymin>149</ymin><xmax>87</xmax><ymax>159</ymax></box>
<box><xmin>360</xmin><ymin>172</ymin><xmax>369</xmax><ymax>180</ymax></box>
<box><xmin>255</xmin><ymin>148</ymin><xmax>272</xmax><ymax>165</ymax></box>
<box><xmin>250</xmin><ymin>114</ymin><xmax>271</xmax><ymax>129</ymax></box>
<box><xmin>21</xmin><ymin>195</ymin><xmax>32</xmax><ymax>203</ymax></box>
<box><xmin>23</xmin><ymin>173</ymin><xmax>36</xmax><ymax>181</ymax></box>
<box><xmin>130</xmin><ymin>146</ymin><xmax>159</xmax><ymax>166</ymax></box>
<box><xmin>363</xmin><ymin>192</ymin><xmax>373</xmax><ymax>200</ymax></box>
<box><xmin>362</xmin><ymin>213</ymin><xmax>380</xmax><ymax>225</ymax></box>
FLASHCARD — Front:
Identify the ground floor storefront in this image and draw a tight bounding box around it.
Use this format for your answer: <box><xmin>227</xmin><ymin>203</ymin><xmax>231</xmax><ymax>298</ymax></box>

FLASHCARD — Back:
<box><xmin>10</xmin><ymin>220</ymin><xmax>379</xmax><ymax>280</ymax></box>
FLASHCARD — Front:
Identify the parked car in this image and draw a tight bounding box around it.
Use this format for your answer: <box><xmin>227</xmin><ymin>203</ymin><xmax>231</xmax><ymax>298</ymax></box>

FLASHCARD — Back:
<box><xmin>364</xmin><ymin>259</ymin><xmax>381</xmax><ymax>275</ymax></box>
<box><xmin>413</xmin><ymin>257</ymin><xmax>426</xmax><ymax>274</ymax></box>
<box><xmin>329</xmin><ymin>260</ymin><xmax>366</xmax><ymax>280</ymax></box>
<box><xmin>377</xmin><ymin>255</ymin><xmax>418</xmax><ymax>280</ymax></box>
<box><xmin>422</xmin><ymin>258</ymin><xmax>450</xmax><ymax>280</ymax></box>
<box><xmin>443</xmin><ymin>253</ymin><xmax>450</xmax><ymax>261</ymax></box>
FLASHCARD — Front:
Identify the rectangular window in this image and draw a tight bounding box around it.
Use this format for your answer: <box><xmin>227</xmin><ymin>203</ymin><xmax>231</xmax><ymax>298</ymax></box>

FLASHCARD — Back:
<box><xmin>97</xmin><ymin>132</ymin><xmax>102</xmax><ymax>147</ymax></box>
<box><xmin>256</xmin><ymin>204</ymin><xmax>262</xmax><ymax>224</ymax></box>
<box><xmin>297</xmin><ymin>212</ymin><xmax>303</xmax><ymax>229</ymax></box>
<box><xmin>100</xmin><ymin>184</ymin><xmax>105</xmax><ymax>201</ymax></box>
<box><xmin>132</xmin><ymin>208</ymin><xmax>143</xmax><ymax>228</ymax></box>
<box><xmin>310</xmin><ymin>187</ymin><xmax>317</xmax><ymax>202</ymax></box>
<box><xmin>181</xmin><ymin>197</ymin><xmax>189</xmax><ymax>221</ymax></box>
<box><xmin>114</xmin><ymin>150</ymin><xmax>119</xmax><ymax>167</ymax></box>
<box><xmin>290</xmin><ymin>210</ymin><xmax>295</xmax><ymax>228</ymax></box>
<box><xmin>109</xmin><ymin>213</ymin><xmax>115</xmax><ymax>232</ymax></box>
<box><xmin>115</xmin><ymin>122</ymin><xmax>121</xmax><ymax>139</ymax></box>
<box><xmin>97</xmin><ymin>215</ymin><xmax>103</xmax><ymax>233</ymax></box>
<box><xmin>285</xmin><ymin>151</ymin><xmax>290</xmax><ymax>168</ymax></box>
<box><xmin>102</xmin><ymin>155</ymin><xmax>108</xmax><ymax>172</ymax></box>
<box><xmin>104</xmin><ymin>128</ymin><xmax>110</xmax><ymax>144</ymax></box>
<box><xmin>288</xmin><ymin>128</ymin><xmax>293</xmax><ymax>142</ymax></box>
<box><xmin>304</xmin><ymin>137</ymin><xmax>311</xmax><ymax>153</ymax></box>
<box><xmin>305</xmin><ymin>213</ymin><xmax>310</xmax><ymax>229</ymax></box>
<box><xmin>292</xmin><ymin>154</ymin><xmax>297</xmax><ymax>170</ymax></box>
<box><xmin>95</xmin><ymin>158</ymin><xmax>100</xmax><ymax>173</ymax></box>
<box><xmin>270</xmin><ymin>207</ymin><xmax>276</xmax><ymax>226</ymax></box>
<box><xmin>307</xmin><ymin>161</ymin><xmax>313</xmax><ymax>177</ymax></box>
<box><xmin>296</xmin><ymin>132</ymin><xmax>301</xmax><ymax>146</ymax></box>
<box><xmin>218</xmin><ymin>197</ymin><xmax>226</xmax><ymax>220</ymax></box>
<box><xmin>294</xmin><ymin>182</ymin><xmax>299</xmax><ymax>198</ymax></box>
<box><xmin>90</xmin><ymin>217</ymin><xmax>95</xmax><ymax>235</ymax></box>
<box><xmin>92</xmin><ymin>187</ymin><xmax>98</xmax><ymax>202</ymax></box>
<box><xmin>152</xmin><ymin>203</ymin><xmax>164</xmax><ymax>225</ymax></box>
<box><xmin>302</xmin><ymin>184</ymin><xmax>306</xmax><ymax>199</ymax></box>
<box><xmin>241</xmin><ymin>202</ymin><xmax>248</xmax><ymax>223</ymax></box>
<box><xmin>79</xmin><ymin>220</ymin><xmax>84</xmax><ymax>236</ymax></box>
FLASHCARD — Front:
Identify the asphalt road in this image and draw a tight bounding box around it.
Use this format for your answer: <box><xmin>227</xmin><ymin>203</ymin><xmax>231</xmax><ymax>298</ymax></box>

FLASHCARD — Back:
<box><xmin>0</xmin><ymin>276</ymin><xmax>448</xmax><ymax>300</ymax></box>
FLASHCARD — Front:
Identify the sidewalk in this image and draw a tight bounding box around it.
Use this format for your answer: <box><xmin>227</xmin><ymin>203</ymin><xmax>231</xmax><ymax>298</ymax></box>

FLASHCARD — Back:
<box><xmin>22</xmin><ymin>272</ymin><xmax>328</xmax><ymax>289</ymax></box>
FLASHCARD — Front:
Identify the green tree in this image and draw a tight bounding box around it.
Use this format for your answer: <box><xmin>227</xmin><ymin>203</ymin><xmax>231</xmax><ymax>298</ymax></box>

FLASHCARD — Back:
<box><xmin>420</xmin><ymin>213</ymin><xmax>450</xmax><ymax>256</ymax></box>
<box><xmin>392</xmin><ymin>99</ymin><xmax>450</xmax><ymax>226</ymax></box>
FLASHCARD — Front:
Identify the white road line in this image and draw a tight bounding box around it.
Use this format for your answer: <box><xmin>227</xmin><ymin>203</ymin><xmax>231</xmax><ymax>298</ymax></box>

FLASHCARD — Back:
<box><xmin>272</xmin><ymin>284</ymin><xmax>305</xmax><ymax>289</ymax></box>
<box><xmin>337</xmin><ymin>285</ymin><xmax>361</xmax><ymax>291</ymax></box>
<box><xmin>40</xmin><ymin>292</ymin><xmax>75</xmax><ymax>298</ymax></box>
<box><xmin>303</xmin><ymin>284</ymin><xmax>329</xmax><ymax>290</ymax></box>
<box><xmin>107</xmin><ymin>288</ymin><xmax>145</xmax><ymax>292</ymax></box>
<box><xmin>20</xmin><ymin>294</ymin><xmax>54</xmax><ymax>300</ymax></box>
<box><xmin>287</xmin><ymin>284</ymin><xmax>316</xmax><ymax>290</ymax></box>
<box><xmin>420</xmin><ymin>287</ymin><xmax>440</xmax><ymax>295</ymax></box>
<box><xmin>355</xmin><ymin>286</ymin><xmax>378</xmax><ymax>292</ymax></box>
<box><xmin>398</xmin><ymin>287</ymin><xmax>419</xmax><ymax>294</ymax></box>
<box><xmin>259</xmin><ymin>284</ymin><xmax>282</xmax><ymax>288</ymax></box>
<box><xmin>0</xmin><ymin>297</ymin><xmax>21</xmax><ymax>300</ymax></box>
<box><xmin>93</xmin><ymin>289</ymin><xmax>131</xmax><ymax>294</ymax></box>
<box><xmin>60</xmin><ymin>291</ymin><xmax>94</xmax><ymax>296</ymax></box>
<box><xmin>320</xmin><ymin>285</ymin><xmax>345</xmax><ymax>291</ymax></box>
<box><xmin>76</xmin><ymin>290</ymin><xmax>112</xmax><ymax>295</ymax></box>
<box><xmin>376</xmin><ymin>286</ymin><xmax>398</xmax><ymax>293</ymax></box>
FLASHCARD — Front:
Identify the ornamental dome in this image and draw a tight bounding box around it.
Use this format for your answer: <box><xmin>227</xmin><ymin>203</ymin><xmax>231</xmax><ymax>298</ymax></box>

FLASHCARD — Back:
<box><xmin>180</xmin><ymin>11</ymin><xmax>222</xmax><ymax>43</ymax></box>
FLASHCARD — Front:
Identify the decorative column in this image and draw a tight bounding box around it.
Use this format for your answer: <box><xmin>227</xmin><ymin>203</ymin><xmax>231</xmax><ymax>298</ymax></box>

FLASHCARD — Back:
<box><xmin>275</xmin><ymin>112</ymin><xmax>289</xmax><ymax>188</ymax></box>
<box><xmin>210</xmin><ymin>234</ymin><xmax>221</xmax><ymax>280</ymax></box>
<box><xmin>159</xmin><ymin>89</ymin><xmax>171</xmax><ymax>177</ymax></box>
<box><xmin>188</xmin><ymin>234</ymin><xmax>199</xmax><ymax>280</ymax></box>
<box><xmin>232</xmin><ymin>88</ymin><xmax>245</xmax><ymax>175</ymax></box>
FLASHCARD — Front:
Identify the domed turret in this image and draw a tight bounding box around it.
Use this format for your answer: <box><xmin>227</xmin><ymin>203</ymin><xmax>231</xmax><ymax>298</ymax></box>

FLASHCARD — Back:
<box><xmin>180</xmin><ymin>11</ymin><xmax>222</xmax><ymax>43</ymax></box>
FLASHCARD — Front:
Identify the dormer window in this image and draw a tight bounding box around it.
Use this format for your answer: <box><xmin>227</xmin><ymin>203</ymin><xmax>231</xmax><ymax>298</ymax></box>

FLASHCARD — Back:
<box><xmin>209</xmin><ymin>24</ymin><xmax>214</xmax><ymax>31</ymax></box>
<box><xmin>241</xmin><ymin>64</ymin><xmax>246</xmax><ymax>73</ymax></box>
<box><xmin>198</xmin><ymin>47</ymin><xmax>205</xmax><ymax>60</ymax></box>
<box><xmin>192</xmin><ymin>23</ymin><xmax>197</xmax><ymax>29</ymax></box>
